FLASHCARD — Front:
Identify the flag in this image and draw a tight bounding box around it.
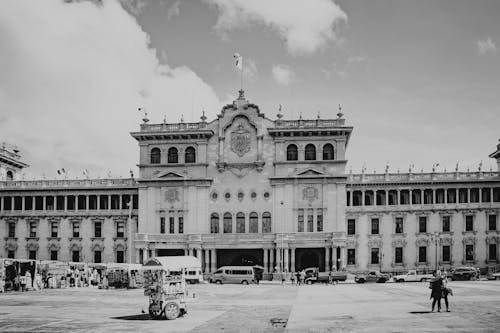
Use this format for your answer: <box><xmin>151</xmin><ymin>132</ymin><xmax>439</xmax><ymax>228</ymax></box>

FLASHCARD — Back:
<box><xmin>279</xmin><ymin>104</ymin><xmax>282</xmax><ymax>112</ymax></box>
<box><xmin>57</xmin><ymin>170</ymin><xmax>61</xmax><ymax>175</ymax></box>
<box><xmin>61</xmin><ymin>168</ymin><xmax>66</xmax><ymax>174</ymax></box>
<box><xmin>233</xmin><ymin>53</ymin><xmax>242</xmax><ymax>70</ymax></box>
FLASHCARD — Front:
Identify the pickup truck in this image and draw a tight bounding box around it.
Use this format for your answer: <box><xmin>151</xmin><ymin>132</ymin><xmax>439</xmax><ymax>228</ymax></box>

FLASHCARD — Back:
<box><xmin>303</xmin><ymin>267</ymin><xmax>347</xmax><ymax>284</ymax></box>
<box><xmin>354</xmin><ymin>271</ymin><xmax>389</xmax><ymax>283</ymax></box>
<box><xmin>392</xmin><ymin>270</ymin><xmax>433</xmax><ymax>282</ymax></box>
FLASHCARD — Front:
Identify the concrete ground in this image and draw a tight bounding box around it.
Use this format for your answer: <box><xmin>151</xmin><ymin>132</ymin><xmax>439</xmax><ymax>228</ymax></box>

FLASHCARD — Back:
<box><xmin>0</xmin><ymin>280</ymin><xmax>499</xmax><ymax>333</ymax></box>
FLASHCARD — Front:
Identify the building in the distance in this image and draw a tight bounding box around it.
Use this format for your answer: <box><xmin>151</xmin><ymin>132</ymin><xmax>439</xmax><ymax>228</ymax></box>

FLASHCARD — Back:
<box><xmin>1</xmin><ymin>91</ymin><xmax>499</xmax><ymax>276</ymax></box>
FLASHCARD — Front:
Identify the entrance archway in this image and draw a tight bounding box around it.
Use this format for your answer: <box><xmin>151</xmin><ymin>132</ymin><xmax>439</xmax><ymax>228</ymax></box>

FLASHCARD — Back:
<box><xmin>217</xmin><ymin>249</ymin><xmax>263</xmax><ymax>268</ymax></box>
<box><xmin>295</xmin><ymin>248</ymin><xmax>325</xmax><ymax>271</ymax></box>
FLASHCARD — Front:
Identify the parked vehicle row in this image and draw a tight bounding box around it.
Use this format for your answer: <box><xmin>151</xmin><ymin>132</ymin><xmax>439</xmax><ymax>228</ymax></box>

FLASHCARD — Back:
<box><xmin>354</xmin><ymin>271</ymin><xmax>390</xmax><ymax>283</ymax></box>
<box><xmin>303</xmin><ymin>267</ymin><xmax>347</xmax><ymax>284</ymax></box>
<box><xmin>392</xmin><ymin>270</ymin><xmax>434</xmax><ymax>282</ymax></box>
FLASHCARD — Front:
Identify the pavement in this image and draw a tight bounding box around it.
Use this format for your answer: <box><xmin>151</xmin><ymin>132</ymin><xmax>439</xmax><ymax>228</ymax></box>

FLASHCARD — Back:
<box><xmin>0</xmin><ymin>280</ymin><xmax>499</xmax><ymax>332</ymax></box>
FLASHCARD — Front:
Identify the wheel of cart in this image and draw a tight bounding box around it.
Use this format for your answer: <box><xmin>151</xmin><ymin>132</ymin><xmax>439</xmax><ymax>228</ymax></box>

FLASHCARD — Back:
<box><xmin>163</xmin><ymin>300</ymin><xmax>180</xmax><ymax>320</ymax></box>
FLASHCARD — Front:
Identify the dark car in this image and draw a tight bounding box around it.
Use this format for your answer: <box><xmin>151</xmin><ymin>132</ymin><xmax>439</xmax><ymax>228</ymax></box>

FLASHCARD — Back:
<box><xmin>450</xmin><ymin>267</ymin><xmax>479</xmax><ymax>281</ymax></box>
<box><xmin>354</xmin><ymin>271</ymin><xmax>389</xmax><ymax>283</ymax></box>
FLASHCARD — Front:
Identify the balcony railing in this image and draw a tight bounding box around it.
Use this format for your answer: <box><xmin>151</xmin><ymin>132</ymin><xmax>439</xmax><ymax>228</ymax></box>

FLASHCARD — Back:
<box><xmin>274</xmin><ymin>119</ymin><xmax>345</xmax><ymax>129</ymax></box>
<box><xmin>0</xmin><ymin>178</ymin><xmax>137</xmax><ymax>189</ymax></box>
<box><xmin>140</xmin><ymin>122</ymin><xmax>207</xmax><ymax>132</ymax></box>
<box><xmin>348</xmin><ymin>171</ymin><xmax>499</xmax><ymax>183</ymax></box>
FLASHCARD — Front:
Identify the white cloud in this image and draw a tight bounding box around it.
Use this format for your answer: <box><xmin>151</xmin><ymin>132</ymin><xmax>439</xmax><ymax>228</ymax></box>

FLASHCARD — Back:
<box><xmin>272</xmin><ymin>64</ymin><xmax>295</xmax><ymax>86</ymax></box>
<box><xmin>477</xmin><ymin>37</ymin><xmax>497</xmax><ymax>55</ymax></box>
<box><xmin>0</xmin><ymin>0</ymin><xmax>222</xmax><ymax>178</ymax></box>
<box><xmin>207</xmin><ymin>0</ymin><xmax>347</xmax><ymax>56</ymax></box>
<box><xmin>239</xmin><ymin>57</ymin><xmax>258</xmax><ymax>79</ymax></box>
<box><xmin>167</xmin><ymin>0</ymin><xmax>180</xmax><ymax>20</ymax></box>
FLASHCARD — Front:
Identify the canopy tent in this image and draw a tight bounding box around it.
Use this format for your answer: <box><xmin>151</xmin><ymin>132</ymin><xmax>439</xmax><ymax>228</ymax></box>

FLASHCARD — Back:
<box><xmin>143</xmin><ymin>256</ymin><xmax>201</xmax><ymax>271</ymax></box>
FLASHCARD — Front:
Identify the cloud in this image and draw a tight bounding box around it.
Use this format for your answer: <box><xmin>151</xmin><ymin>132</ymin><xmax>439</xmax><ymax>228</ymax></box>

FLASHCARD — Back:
<box><xmin>272</xmin><ymin>64</ymin><xmax>295</xmax><ymax>86</ymax></box>
<box><xmin>240</xmin><ymin>57</ymin><xmax>258</xmax><ymax>79</ymax></box>
<box><xmin>167</xmin><ymin>0</ymin><xmax>180</xmax><ymax>20</ymax></box>
<box><xmin>0</xmin><ymin>0</ymin><xmax>222</xmax><ymax>178</ymax></box>
<box><xmin>477</xmin><ymin>37</ymin><xmax>497</xmax><ymax>55</ymax></box>
<box><xmin>206</xmin><ymin>0</ymin><xmax>347</xmax><ymax>56</ymax></box>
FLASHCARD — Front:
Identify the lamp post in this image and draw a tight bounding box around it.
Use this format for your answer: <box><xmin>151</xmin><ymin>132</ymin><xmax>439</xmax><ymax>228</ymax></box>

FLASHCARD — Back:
<box><xmin>430</xmin><ymin>232</ymin><xmax>440</xmax><ymax>273</ymax></box>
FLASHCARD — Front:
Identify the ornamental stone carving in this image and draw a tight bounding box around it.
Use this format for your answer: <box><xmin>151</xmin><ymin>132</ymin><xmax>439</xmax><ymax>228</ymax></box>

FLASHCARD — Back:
<box><xmin>368</xmin><ymin>239</ymin><xmax>383</xmax><ymax>247</ymax></box>
<box><xmin>485</xmin><ymin>236</ymin><xmax>498</xmax><ymax>244</ymax></box>
<box><xmin>26</xmin><ymin>241</ymin><xmax>39</xmax><ymax>251</ymax></box>
<box><xmin>69</xmin><ymin>242</ymin><xmax>83</xmax><ymax>252</ymax></box>
<box><xmin>47</xmin><ymin>242</ymin><xmax>61</xmax><ymax>251</ymax></box>
<box><xmin>346</xmin><ymin>239</ymin><xmax>358</xmax><ymax>248</ymax></box>
<box><xmin>4</xmin><ymin>240</ymin><xmax>18</xmax><ymax>251</ymax></box>
<box><xmin>303</xmin><ymin>186</ymin><xmax>319</xmax><ymax>203</ymax></box>
<box><xmin>165</xmin><ymin>188</ymin><xmax>179</xmax><ymax>203</ymax></box>
<box><xmin>230</xmin><ymin>123</ymin><xmax>251</xmax><ymax>157</ymax></box>
<box><xmin>462</xmin><ymin>236</ymin><xmax>477</xmax><ymax>245</ymax></box>
<box><xmin>391</xmin><ymin>239</ymin><xmax>407</xmax><ymax>247</ymax></box>
<box><xmin>415</xmin><ymin>238</ymin><xmax>430</xmax><ymax>247</ymax></box>
<box><xmin>439</xmin><ymin>237</ymin><xmax>454</xmax><ymax>246</ymax></box>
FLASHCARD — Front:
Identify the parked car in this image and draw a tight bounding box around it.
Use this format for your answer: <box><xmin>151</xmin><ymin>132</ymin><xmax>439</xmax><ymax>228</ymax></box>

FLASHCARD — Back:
<box><xmin>209</xmin><ymin>266</ymin><xmax>255</xmax><ymax>285</ymax></box>
<box><xmin>449</xmin><ymin>267</ymin><xmax>479</xmax><ymax>281</ymax></box>
<box><xmin>392</xmin><ymin>270</ymin><xmax>434</xmax><ymax>282</ymax></box>
<box><xmin>303</xmin><ymin>267</ymin><xmax>347</xmax><ymax>284</ymax></box>
<box><xmin>354</xmin><ymin>271</ymin><xmax>389</xmax><ymax>283</ymax></box>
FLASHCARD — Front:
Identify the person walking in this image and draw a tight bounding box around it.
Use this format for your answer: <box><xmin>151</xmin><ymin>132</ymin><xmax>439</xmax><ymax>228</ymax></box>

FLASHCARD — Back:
<box><xmin>295</xmin><ymin>271</ymin><xmax>301</xmax><ymax>286</ymax></box>
<box><xmin>441</xmin><ymin>274</ymin><xmax>452</xmax><ymax>312</ymax></box>
<box><xmin>430</xmin><ymin>271</ymin><xmax>443</xmax><ymax>312</ymax></box>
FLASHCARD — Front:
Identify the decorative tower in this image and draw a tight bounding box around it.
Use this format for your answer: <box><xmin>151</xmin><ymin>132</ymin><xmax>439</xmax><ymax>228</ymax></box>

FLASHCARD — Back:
<box><xmin>489</xmin><ymin>139</ymin><xmax>500</xmax><ymax>171</ymax></box>
<box><xmin>0</xmin><ymin>142</ymin><xmax>29</xmax><ymax>180</ymax></box>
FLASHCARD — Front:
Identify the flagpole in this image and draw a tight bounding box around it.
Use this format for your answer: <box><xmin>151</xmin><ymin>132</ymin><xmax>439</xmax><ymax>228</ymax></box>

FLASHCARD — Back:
<box><xmin>240</xmin><ymin>58</ymin><xmax>244</xmax><ymax>91</ymax></box>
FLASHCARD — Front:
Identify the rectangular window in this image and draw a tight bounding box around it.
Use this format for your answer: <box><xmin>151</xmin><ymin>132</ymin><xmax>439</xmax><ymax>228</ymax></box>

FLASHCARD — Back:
<box><xmin>94</xmin><ymin>222</ymin><xmax>102</xmax><ymax>238</ymax></box>
<box><xmin>94</xmin><ymin>251</ymin><xmax>102</xmax><ymax>263</ymax></box>
<box><xmin>465</xmin><ymin>244</ymin><xmax>474</xmax><ymax>261</ymax></box>
<box><xmin>465</xmin><ymin>215</ymin><xmax>474</xmax><ymax>231</ymax></box>
<box><xmin>371</xmin><ymin>248</ymin><xmax>379</xmax><ymax>264</ymax></box>
<box><xmin>8</xmin><ymin>222</ymin><xmax>16</xmax><ymax>238</ymax></box>
<box><xmin>29</xmin><ymin>250</ymin><xmax>36</xmax><ymax>260</ymax></box>
<box><xmin>316</xmin><ymin>209</ymin><xmax>323</xmax><ymax>232</ymax></box>
<box><xmin>489</xmin><ymin>244</ymin><xmax>497</xmax><ymax>261</ymax></box>
<box><xmin>442</xmin><ymin>245</ymin><xmax>450</xmax><ymax>262</ymax></box>
<box><xmin>489</xmin><ymin>215</ymin><xmax>497</xmax><ymax>231</ymax></box>
<box><xmin>51</xmin><ymin>222</ymin><xmax>58</xmax><ymax>238</ymax></box>
<box><xmin>395</xmin><ymin>247</ymin><xmax>403</xmax><ymax>264</ymax></box>
<box><xmin>442</xmin><ymin>216</ymin><xmax>450</xmax><ymax>232</ymax></box>
<box><xmin>169</xmin><ymin>216</ymin><xmax>175</xmax><ymax>234</ymax></box>
<box><xmin>3</xmin><ymin>196</ymin><xmax>12</xmax><ymax>210</ymax></box>
<box><xmin>51</xmin><ymin>250</ymin><xmax>58</xmax><ymax>261</ymax></box>
<box><xmin>178</xmin><ymin>216</ymin><xmax>184</xmax><ymax>234</ymax></box>
<box><xmin>160</xmin><ymin>217</ymin><xmax>165</xmax><ymax>234</ymax></box>
<box><xmin>72</xmin><ymin>251</ymin><xmax>80</xmax><ymax>262</ymax></box>
<box><xmin>418</xmin><ymin>216</ymin><xmax>427</xmax><ymax>233</ymax></box>
<box><xmin>371</xmin><ymin>218</ymin><xmax>379</xmax><ymax>235</ymax></box>
<box><xmin>347</xmin><ymin>249</ymin><xmax>355</xmax><ymax>265</ymax></box>
<box><xmin>418</xmin><ymin>246</ymin><xmax>427</xmax><ymax>263</ymax></box>
<box><xmin>116</xmin><ymin>222</ymin><xmax>125</xmax><ymax>238</ymax></box>
<box><xmin>347</xmin><ymin>219</ymin><xmax>356</xmax><ymax>235</ymax></box>
<box><xmin>116</xmin><ymin>250</ymin><xmax>124</xmax><ymax>263</ymax></box>
<box><xmin>395</xmin><ymin>217</ymin><xmax>403</xmax><ymax>234</ymax></box>
<box><xmin>72</xmin><ymin>222</ymin><xmax>80</xmax><ymax>238</ymax></box>
<box><xmin>298</xmin><ymin>209</ymin><xmax>304</xmax><ymax>232</ymax></box>
<box><xmin>29</xmin><ymin>222</ymin><xmax>37</xmax><ymax>238</ymax></box>
<box><xmin>8</xmin><ymin>250</ymin><xmax>15</xmax><ymax>258</ymax></box>
<box><xmin>307</xmin><ymin>209</ymin><xmax>313</xmax><ymax>232</ymax></box>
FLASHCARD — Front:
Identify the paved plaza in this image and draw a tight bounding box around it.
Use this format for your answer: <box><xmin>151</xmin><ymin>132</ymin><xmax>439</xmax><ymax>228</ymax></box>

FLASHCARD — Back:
<box><xmin>0</xmin><ymin>280</ymin><xmax>499</xmax><ymax>333</ymax></box>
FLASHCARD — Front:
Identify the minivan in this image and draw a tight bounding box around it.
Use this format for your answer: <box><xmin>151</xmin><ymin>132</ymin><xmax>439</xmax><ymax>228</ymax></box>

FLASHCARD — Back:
<box><xmin>209</xmin><ymin>266</ymin><xmax>255</xmax><ymax>284</ymax></box>
<box><xmin>185</xmin><ymin>268</ymin><xmax>204</xmax><ymax>284</ymax></box>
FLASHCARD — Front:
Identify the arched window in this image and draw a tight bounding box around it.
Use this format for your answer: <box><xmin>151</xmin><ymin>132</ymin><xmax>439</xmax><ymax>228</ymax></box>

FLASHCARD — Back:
<box><xmin>262</xmin><ymin>212</ymin><xmax>271</xmax><ymax>233</ymax></box>
<box><xmin>322</xmin><ymin>144</ymin><xmax>334</xmax><ymax>160</ymax></box>
<box><xmin>150</xmin><ymin>148</ymin><xmax>161</xmax><ymax>164</ymax></box>
<box><xmin>236</xmin><ymin>212</ymin><xmax>245</xmax><ymax>233</ymax></box>
<box><xmin>286</xmin><ymin>144</ymin><xmax>298</xmax><ymax>161</ymax></box>
<box><xmin>223</xmin><ymin>212</ymin><xmax>232</xmax><ymax>233</ymax></box>
<box><xmin>185</xmin><ymin>146</ymin><xmax>196</xmax><ymax>163</ymax></box>
<box><xmin>249</xmin><ymin>212</ymin><xmax>258</xmax><ymax>233</ymax></box>
<box><xmin>167</xmin><ymin>147</ymin><xmax>178</xmax><ymax>163</ymax></box>
<box><xmin>210</xmin><ymin>213</ymin><xmax>219</xmax><ymax>234</ymax></box>
<box><xmin>305</xmin><ymin>144</ymin><xmax>316</xmax><ymax>160</ymax></box>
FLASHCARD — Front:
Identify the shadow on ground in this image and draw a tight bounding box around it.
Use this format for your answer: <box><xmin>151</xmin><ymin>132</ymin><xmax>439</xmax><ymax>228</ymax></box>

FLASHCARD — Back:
<box><xmin>111</xmin><ymin>314</ymin><xmax>152</xmax><ymax>320</ymax></box>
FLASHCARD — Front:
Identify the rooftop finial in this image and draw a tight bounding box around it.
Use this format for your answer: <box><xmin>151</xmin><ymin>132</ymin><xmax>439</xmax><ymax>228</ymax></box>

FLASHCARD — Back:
<box><xmin>163</xmin><ymin>115</ymin><xmax>167</xmax><ymax>124</ymax></box>
<box><xmin>317</xmin><ymin>110</ymin><xmax>321</xmax><ymax>120</ymax></box>
<box><xmin>180</xmin><ymin>114</ymin><xmax>184</xmax><ymax>123</ymax></box>
<box><xmin>478</xmin><ymin>160</ymin><xmax>483</xmax><ymax>172</ymax></box>
<box><xmin>337</xmin><ymin>104</ymin><xmax>344</xmax><ymax>118</ymax></box>
<box><xmin>455</xmin><ymin>161</ymin><xmax>459</xmax><ymax>172</ymax></box>
<box><xmin>277</xmin><ymin>104</ymin><xmax>283</xmax><ymax>120</ymax></box>
<box><xmin>385</xmin><ymin>163</ymin><xmax>389</xmax><ymax>174</ymax></box>
<box><xmin>299</xmin><ymin>112</ymin><xmax>303</xmax><ymax>120</ymax></box>
<box><xmin>238</xmin><ymin>89</ymin><xmax>245</xmax><ymax>100</ymax></box>
<box><xmin>200</xmin><ymin>109</ymin><xmax>207</xmax><ymax>123</ymax></box>
<box><xmin>139</xmin><ymin>107</ymin><xmax>149</xmax><ymax>123</ymax></box>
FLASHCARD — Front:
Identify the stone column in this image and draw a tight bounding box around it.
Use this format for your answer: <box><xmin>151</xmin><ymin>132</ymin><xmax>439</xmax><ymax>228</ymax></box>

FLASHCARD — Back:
<box><xmin>290</xmin><ymin>247</ymin><xmax>296</xmax><ymax>273</ymax></box>
<box><xmin>478</xmin><ymin>188</ymin><xmax>482</xmax><ymax>203</ymax></box>
<box><xmin>210</xmin><ymin>249</ymin><xmax>217</xmax><ymax>272</ymax></box>
<box><xmin>270</xmin><ymin>248</ymin><xmax>275</xmax><ymax>273</ymax></box>
<box><xmin>432</xmin><ymin>189</ymin><xmax>436</xmax><ymax>205</ymax></box>
<box><xmin>108</xmin><ymin>196</ymin><xmax>111</xmax><ymax>211</ymax></box>
<box><xmin>204</xmin><ymin>249</ymin><xmax>210</xmax><ymax>273</ymax></box>
<box><xmin>263</xmin><ymin>248</ymin><xmax>269</xmax><ymax>274</ymax></box>
<box><xmin>385</xmin><ymin>191</ymin><xmax>389</xmax><ymax>206</ymax></box>
<box><xmin>444</xmin><ymin>188</ymin><xmax>448</xmax><ymax>204</ymax></box>
<box><xmin>64</xmin><ymin>196</ymin><xmax>67</xmax><ymax>211</ymax></box>
<box><xmin>491</xmin><ymin>188</ymin><xmax>494</xmax><ymax>203</ymax></box>
<box><xmin>467</xmin><ymin>188</ymin><xmax>471</xmax><ymax>204</ymax></box>
<box><xmin>362</xmin><ymin>190</ymin><xmax>366</xmax><ymax>206</ymax></box>
<box><xmin>142</xmin><ymin>247</ymin><xmax>147</xmax><ymax>262</ymax></box>
<box><xmin>184</xmin><ymin>249</ymin><xmax>189</xmax><ymax>256</ymax></box>
<box><xmin>275</xmin><ymin>248</ymin><xmax>282</xmax><ymax>272</ymax></box>
<box><xmin>86</xmin><ymin>195</ymin><xmax>89</xmax><ymax>211</ymax></box>
<box><xmin>195</xmin><ymin>247</ymin><xmax>202</xmax><ymax>261</ymax></box>
<box><xmin>325</xmin><ymin>246</ymin><xmax>330</xmax><ymax>272</ymax></box>
<box><xmin>135</xmin><ymin>248</ymin><xmax>141</xmax><ymax>264</ymax></box>
<box><xmin>340</xmin><ymin>247</ymin><xmax>346</xmax><ymax>269</ymax></box>
<box><xmin>22</xmin><ymin>196</ymin><xmax>25</xmax><ymax>211</ymax></box>
<box><xmin>284</xmin><ymin>247</ymin><xmax>289</xmax><ymax>272</ymax></box>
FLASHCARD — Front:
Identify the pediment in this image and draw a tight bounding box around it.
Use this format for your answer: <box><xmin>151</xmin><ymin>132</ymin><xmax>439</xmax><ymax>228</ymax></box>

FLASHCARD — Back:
<box><xmin>295</xmin><ymin>168</ymin><xmax>325</xmax><ymax>176</ymax></box>
<box><xmin>156</xmin><ymin>171</ymin><xmax>186</xmax><ymax>179</ymax></box>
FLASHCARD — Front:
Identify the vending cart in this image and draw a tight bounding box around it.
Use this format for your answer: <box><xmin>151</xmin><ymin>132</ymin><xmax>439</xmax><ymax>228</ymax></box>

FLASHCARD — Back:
<box><xmin>142</xmin><ymin>257</ymin><xmax>188</xmax><ymax>320</ymax></box>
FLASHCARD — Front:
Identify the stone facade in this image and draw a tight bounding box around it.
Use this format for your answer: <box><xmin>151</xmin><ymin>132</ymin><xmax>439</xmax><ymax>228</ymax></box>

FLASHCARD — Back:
<box><xmin>1</xmin><ymin>93</ymin><xmax>500</xmax><ymax>275</ymax></box>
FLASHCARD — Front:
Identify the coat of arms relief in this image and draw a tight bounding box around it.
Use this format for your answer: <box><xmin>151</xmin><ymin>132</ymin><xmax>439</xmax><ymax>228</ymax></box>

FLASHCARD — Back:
<box><xmin>230</xmin><ymin>123</ymin><xmax>251</xmax><ymax>157</ymax></box>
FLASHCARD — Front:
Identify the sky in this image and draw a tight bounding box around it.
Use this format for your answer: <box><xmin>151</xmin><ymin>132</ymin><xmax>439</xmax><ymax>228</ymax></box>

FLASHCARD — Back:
<box><xmin>0</xmin><ymin>0</ymin><xmax>499</xmax><ymax>179</ymax></box>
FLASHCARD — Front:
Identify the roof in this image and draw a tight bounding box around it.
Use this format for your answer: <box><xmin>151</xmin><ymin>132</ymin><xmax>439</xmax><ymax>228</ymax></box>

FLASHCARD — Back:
<box><xmin>143</xmin><ymin>256</ymin><xmax>201</xmax><ymax>270</ymax></box>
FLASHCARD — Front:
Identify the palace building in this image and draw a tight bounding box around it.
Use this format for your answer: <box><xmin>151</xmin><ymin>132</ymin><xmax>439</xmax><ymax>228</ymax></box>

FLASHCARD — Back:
<box><xmin>1</xmin><ymin>91</ymin><xmax>500</xmax><ymax>276</ymax></box>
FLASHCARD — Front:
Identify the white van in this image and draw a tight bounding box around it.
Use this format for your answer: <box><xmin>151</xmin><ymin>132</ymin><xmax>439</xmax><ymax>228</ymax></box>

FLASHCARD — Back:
<box><xmin>185</xmin><ymin>268</ymin><xmax>203</xmax><ymax>284</ymax></box>
<box><xmin>210</xmin><ymin>266</ymin><xmax>255</xmax><ymax>285</ymax></box>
